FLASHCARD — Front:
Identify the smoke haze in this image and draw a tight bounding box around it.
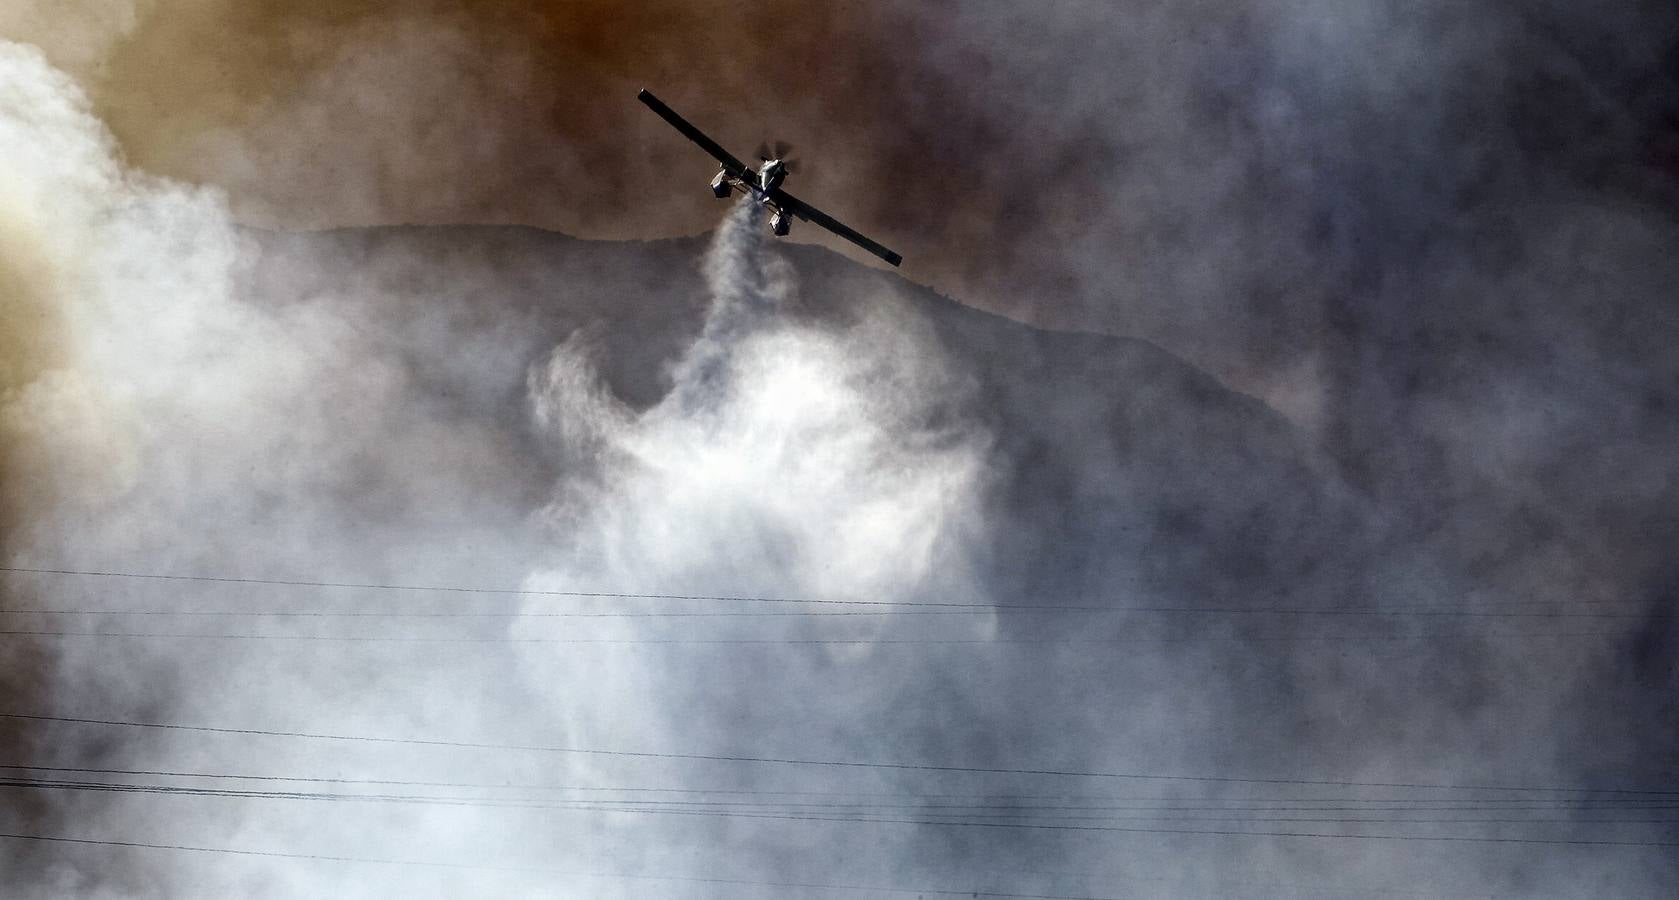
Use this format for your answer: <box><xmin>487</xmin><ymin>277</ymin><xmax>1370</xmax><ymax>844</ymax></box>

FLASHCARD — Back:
<box><xmin>1</xmin><ymin>1</ymin><xmax>1677</xmax><ymax>896</ymax></box>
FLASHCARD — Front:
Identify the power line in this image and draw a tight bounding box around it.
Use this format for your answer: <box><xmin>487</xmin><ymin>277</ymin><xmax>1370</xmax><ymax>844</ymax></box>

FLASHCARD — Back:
<box><xmin>0</xmin><ymin>605</ymin><xmax>1656</xmax><ymax>619</ymax></box>
<box><xmin>6</xmin><ymin>765</ymin><xmax>1672</xmax><ymax>809</ymax></box>
<box><xmin>2</xmin><ymin>780</ymin><xmax>1675</xmax><ymax>848</ymax></box>
<box><xmin>0</xmin><ymin>565</ymin><xmax>995</xmax><ymax>609</ymax></box>
<box><xmin>0</xmin><ymin>605</ymin><xmax>1658</xmax><ymax>620</ymax></box>
<box><xmin>2</xmin><ymin>565</ymin><xmax>1663</xmax><ymax>619</ymax></box>
<box><xmin>0</xmin><ymin>629</ymin><xmax>1626</xmax><ymax>645</ymax></box>
<box><xmin>426</xmin><ymin>804</ymin><xmax>1679</xmax><ymax>846</ymax></box>
<box><xmin>6</xmin><ymin>712</ymin><xmax>1676</xmax><ymax>797</ymax></box>
<box><xmin>5</xmin><ymin>776</ymin><xmax>1678</xmax><ymax>825</ymax></box>
<box><xmin>13</xmin><ymin>764</ymin><xmax>1671</xmax><ymax>807</ymax></box>
<box><xmin>4</xmin><ymin>606</ymin><xmax>1650</xmax><ymax>619</ymax></box>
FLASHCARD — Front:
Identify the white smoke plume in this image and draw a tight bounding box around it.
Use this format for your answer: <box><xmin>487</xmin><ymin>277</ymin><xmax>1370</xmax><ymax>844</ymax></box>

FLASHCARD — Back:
<box><xmin>0</xmin><ymin>39</ymin><xmax>536</xmax><ymax>894</ymax></box>
<box><xmin>0</xmin><ymin>42</ymin><xmax>998</xmax><ymax>896</ymax></box>
<box><xmin>515</xmin><ymin>194</ymin><xmax>991</xmax><ymax>778</ymax></box>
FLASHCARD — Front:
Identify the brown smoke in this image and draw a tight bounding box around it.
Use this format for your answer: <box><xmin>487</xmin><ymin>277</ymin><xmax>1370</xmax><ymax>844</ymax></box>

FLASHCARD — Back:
<box><xmin>10</xmin><ymin>2</ymin><xmax>1679</xmax><ymax>422</ymax></box>
<box><xmin>0</xmin><ymin>197</ymin><xmax>70</xmax><ymax>855</ymax></box>
<box><xmin>73</xmin><ymin>1</ymin><xmax>916</xmax><ymax>231</ymax></box>
<box><xmin>12</xmin><ymin>2</ymin><xmax>1052</xmax><ymax>356</ymax></box>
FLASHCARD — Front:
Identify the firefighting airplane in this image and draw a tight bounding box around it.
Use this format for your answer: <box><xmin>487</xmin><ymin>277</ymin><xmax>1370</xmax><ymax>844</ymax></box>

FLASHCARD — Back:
<box><xmin>638</xmin><ymin>89</ymin><xmax>903</xmax><ymax>267</ymax></box>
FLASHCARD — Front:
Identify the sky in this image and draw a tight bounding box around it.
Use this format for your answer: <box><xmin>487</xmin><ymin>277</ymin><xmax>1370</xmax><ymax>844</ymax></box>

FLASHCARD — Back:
<box><xmin>2</xmin><ymin>2</ymin><xmax>1678</xmax><ymax>897</ymax></box>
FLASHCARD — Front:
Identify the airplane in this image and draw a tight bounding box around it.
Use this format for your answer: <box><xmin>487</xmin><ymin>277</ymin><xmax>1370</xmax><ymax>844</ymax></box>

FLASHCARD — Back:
<box><xmin>637</xmin><ymin>89</ymin><xmax>903</xmax><ymax>267</ymax></box>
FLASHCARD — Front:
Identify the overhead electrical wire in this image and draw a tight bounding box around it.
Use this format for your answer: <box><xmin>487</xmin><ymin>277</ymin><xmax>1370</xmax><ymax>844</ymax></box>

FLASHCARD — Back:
<box><xmin>1</xmin><ymin>565</ymin><xmax>1664</xmax><ymax>619</ymax></box>
<box><xmin>6</xmin><ymin>712</ymin><xmax>1677</xmax><ymax>797</ymax></box>
<box><xmin>0</xmin><ymin>629</ymin><xmax>1628</xmax><ymax>645</ymax></box>
<box><xmin>3</xmin><ymin>776</ymin><xmax>1679</xmax><ymax>826</ymax></box>
<box><xmin>0</xmin><ymin>606</ymin><xmax>1654</xmax><ymax>619</ymax></box>
<box><xmin>11</xmin><ymin>764</ymin><xmax>1679</xmax><ymax>811</ymax></box>
<box><xmin>14</xmin><ymin>764</ymin><xmax>1675</xmax><ymax>808</ymax></box>
<box><xmin>0</xmin><ymin>792</ymin><xmax>1670</xmax><ymax>847</ymax></box>
<box><xmin>0</xmin><ymin>606</ymin><xmax>1658</xmax><ymax>620</ymax></box>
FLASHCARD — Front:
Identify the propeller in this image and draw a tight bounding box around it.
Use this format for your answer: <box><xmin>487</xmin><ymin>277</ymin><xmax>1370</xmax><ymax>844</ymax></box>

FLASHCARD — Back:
<box><xmin>756</xmin><ymin>140</ymin><xmax>802</xmax><ymax>173</ymax></box>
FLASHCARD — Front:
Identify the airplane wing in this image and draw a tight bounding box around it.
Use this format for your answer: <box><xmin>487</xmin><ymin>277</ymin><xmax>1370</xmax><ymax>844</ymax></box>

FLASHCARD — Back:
<box><xmin>637</xmin><ymin>89</ymin><xmax>750</xmax><ymax>176</ymax></box>
<box><xmin>773</xmin><ymin>190</ymin><xmax>903</xmax><ymax>267</ymax></box>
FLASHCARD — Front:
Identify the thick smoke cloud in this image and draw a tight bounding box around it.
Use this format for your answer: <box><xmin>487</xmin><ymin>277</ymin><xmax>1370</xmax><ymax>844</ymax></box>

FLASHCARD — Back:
<box><xmin>0</xmin><ymin>41</ymin><xmax>556</xmax><ymax>895</ymax></box>
<box><xmin>0</xmin><ymin>45</ymin><xmax>1016</xmax><ymax>896</ymax></box>
<box><xmin>2</xmin><ymin>2</ymin><xmax>1678</xmax><ymax>897</ymax></box>
<box><xmin>518</xmin><ymin>198</ymin><xmax>991</xmax><ymax>737</ymax></box>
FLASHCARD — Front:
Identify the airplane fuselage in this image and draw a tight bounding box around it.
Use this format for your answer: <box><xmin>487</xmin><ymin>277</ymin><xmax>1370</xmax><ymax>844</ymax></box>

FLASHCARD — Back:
<box><xmin>756</xmin><ymin>159</ymin><xmax>787</xmax><ymax>193</ymax></box>
<box><xmin>713</xmin><ymin>160</ymin><xmax>793</xmax><ymax>233</ymax></box>
<box><xmin>712</xmin><ymin>160</ymin><xmax>786</xmax><ymax>202</ymax></box>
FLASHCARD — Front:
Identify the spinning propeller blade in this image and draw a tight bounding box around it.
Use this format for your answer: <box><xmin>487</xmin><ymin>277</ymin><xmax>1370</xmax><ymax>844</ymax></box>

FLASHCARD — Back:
<box><xmin>757</xmin><ymin>140</ymin><xmax>798</xmax><ymax>168</ymax></box>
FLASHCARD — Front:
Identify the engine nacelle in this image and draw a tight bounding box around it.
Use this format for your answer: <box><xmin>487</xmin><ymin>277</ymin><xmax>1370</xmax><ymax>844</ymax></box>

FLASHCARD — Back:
<box><xmin>769</xmin><ymin>209</ymin><xmax>791</xmax><ymax>236</ymax></box>
<box><xmin>710</xmin><ymin>171</ymin><xmax>732</xmax><ymax>198</ymax></box>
